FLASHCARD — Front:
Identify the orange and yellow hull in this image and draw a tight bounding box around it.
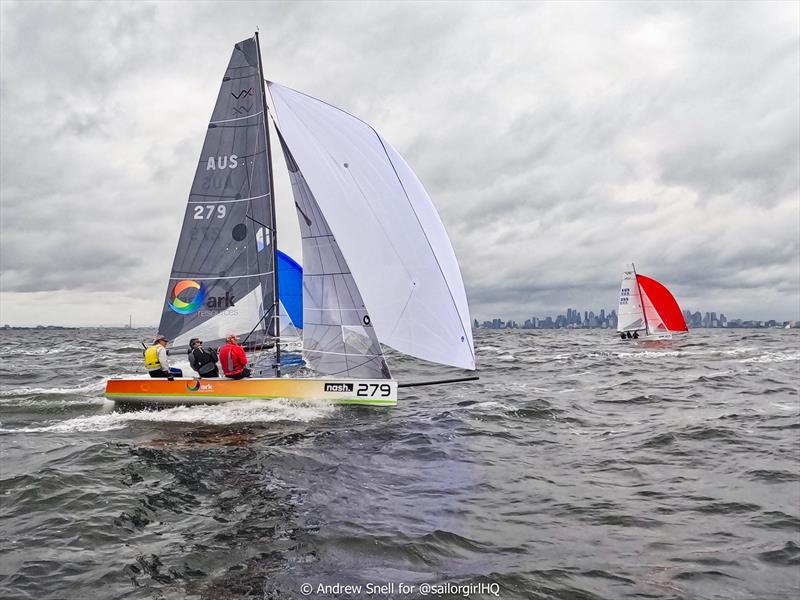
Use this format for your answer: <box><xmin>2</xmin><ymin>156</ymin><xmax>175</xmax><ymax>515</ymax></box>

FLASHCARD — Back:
<box><xmin>105</xmin><ymin>377</ymin><xmax>397</xmax><ymax>407</ymax></box>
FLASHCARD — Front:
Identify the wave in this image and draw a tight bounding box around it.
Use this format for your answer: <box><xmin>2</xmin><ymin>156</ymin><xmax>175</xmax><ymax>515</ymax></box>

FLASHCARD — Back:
<box><xmin>0</xmin><ymin>380</ymin><xmax>106</xmax><ymax>398</ymax></box>
<box><xmin>741</xmin><ymin>352</ymin><xmax>800</xmax><ymax>364</ymax></box>
<box><xmin>0</xmin><ymin>399</ymin><xmax>337</xmax><ymax>433</ymax></box>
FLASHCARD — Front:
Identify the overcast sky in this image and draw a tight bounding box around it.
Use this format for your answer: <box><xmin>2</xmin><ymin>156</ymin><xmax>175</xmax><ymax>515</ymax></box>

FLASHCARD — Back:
<box><xmin>1</xmin><ymin>0</ymin><xmax>798</xmax><ymax>326</ymax></box>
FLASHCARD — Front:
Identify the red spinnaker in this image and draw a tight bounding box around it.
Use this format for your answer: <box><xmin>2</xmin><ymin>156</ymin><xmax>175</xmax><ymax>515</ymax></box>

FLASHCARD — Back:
<box><xmin>636</xmin><ymin>275</ymin><xmax>688</xmax><ymax>332</ymax></box>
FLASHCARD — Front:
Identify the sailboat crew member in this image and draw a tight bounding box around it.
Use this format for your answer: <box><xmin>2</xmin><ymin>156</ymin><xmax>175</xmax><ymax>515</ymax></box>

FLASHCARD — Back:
<box><xmin>188</xmin><ymin>338</ymin><xmax>220</xmax><ymax>378</ymax></box>
<box><xmin>219</xmin><ymin>334</ymin><xmax>251</xmax><ymax>379</ymax></box>
<box><xmin>144</xmin><ymin>335</ymin><xmax>183</xmax><ymax>379</ymax></box>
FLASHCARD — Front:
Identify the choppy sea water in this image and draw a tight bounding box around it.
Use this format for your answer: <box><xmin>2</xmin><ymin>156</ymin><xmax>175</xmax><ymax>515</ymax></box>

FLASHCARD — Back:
<box><xmin>0</xmin><ymin>328</ymin><xmax>798</xmax><ymax>600</ymax></box>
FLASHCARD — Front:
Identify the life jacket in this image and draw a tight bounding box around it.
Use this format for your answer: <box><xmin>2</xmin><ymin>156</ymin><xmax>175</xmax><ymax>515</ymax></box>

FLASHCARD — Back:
<box><xmin>144</xmin><ymin>345</ymin><xmax>162</xmax><ymax>371</ymax></box>
<box><xmin>220</xmin><ymin>343</ymin><xmax>246</xmax><ymax>376</ymax></box>
<box><xmin>190</xmin><ymin>347</ymin><xmax>217</xmax><ymax>375</ymax></box>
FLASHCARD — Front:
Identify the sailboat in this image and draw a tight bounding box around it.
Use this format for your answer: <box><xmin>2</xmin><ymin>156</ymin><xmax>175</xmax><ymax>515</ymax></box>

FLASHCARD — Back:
<box><xmin>617</xmin><ymin>263</ymin><xmax>688</xmax><ymax>340</ymax></box>
<box><xmin>105</xmin><ymin>34</ymin><xmax>476</xmax><ymax>407</ymax></box>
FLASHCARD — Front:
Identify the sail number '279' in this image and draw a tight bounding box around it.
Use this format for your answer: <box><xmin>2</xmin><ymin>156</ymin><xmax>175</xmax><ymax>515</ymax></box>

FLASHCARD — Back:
<box><xmin>357</xmin><ymin>383</ymin><xmax>392</xmax><ymax>397</ymax></box>
<box><xmin>193</xmin><ymin>205</ymin><xmax>227</xmax><ymax>219</ymax></box>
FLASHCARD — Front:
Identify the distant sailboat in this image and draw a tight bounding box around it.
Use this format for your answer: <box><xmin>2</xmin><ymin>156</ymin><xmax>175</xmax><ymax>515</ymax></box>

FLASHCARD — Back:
<box><xmin>105</xmin><ymin>34</ymin><xmax>476</xmax><ymax>407</ymax></box>
<box><xmin>617</xmin><ymin>263</ymin><xmax>687</xmax><ymax>340</ymax></box>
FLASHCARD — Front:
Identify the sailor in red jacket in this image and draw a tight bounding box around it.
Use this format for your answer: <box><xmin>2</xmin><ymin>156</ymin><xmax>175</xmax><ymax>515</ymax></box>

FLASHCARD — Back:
<box><xmin>219</xmin><ymin>334</ymin><xmax>252</xmax><ymax>379</ymax></box>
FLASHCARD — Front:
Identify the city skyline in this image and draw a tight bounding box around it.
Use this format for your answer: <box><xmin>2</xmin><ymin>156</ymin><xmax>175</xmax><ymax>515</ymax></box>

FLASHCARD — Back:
<box><xmin>476</xmin><ymin>307</ymin><xmax>797</xmax><ymax>329</ymax></box>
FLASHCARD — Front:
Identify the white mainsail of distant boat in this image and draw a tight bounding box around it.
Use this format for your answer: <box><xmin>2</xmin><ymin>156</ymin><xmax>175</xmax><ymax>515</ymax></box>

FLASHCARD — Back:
<box><xmin>617</xmin><ymin>263</ymin><xmax>688</xmax><ymax>340</ymax></box>
<box><xmin>105</xmin><ymin>34</ymin><xmax>476</xmax><ymax>407</ymax></box>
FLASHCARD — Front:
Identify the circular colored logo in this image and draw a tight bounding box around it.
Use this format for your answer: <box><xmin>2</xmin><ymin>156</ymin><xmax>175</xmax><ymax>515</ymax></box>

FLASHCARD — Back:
<box><xmin>168</xmin><ymin>280</ymin><xmax>207</xmax><ymax>315</ymax></box>
<box><xmin>186</xmin><ymin>378</ymin><xmax>201</xmax><ymax>392</ymax></box>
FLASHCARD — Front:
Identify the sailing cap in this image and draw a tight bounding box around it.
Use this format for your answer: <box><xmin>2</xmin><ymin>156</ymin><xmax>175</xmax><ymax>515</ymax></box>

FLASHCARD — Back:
<box><xmin>154</xmin><ymin>334</ymin><xmax>168</xmax><ymax>343</ymax></box>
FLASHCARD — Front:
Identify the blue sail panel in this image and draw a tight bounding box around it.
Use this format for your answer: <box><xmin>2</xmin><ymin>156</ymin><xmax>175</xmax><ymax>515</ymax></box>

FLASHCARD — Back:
<box><xmin>277</xmin><ymin>250</ymin><xmax>303</xmax><ymax>329</ymax></box>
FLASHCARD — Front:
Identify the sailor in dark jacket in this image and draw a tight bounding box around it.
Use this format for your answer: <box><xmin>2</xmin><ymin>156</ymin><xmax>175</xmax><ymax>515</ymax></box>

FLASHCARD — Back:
<box><xmin>187</xmin><ymin>338</ymin><xmax>220</xmax><ymax>378</ymax></box>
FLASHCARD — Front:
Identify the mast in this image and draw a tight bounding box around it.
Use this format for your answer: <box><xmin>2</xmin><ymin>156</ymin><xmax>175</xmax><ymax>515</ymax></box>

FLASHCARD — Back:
<box><xmin>632</xmin><ymin>262</ymin><xmax>649</xmax><ymax>335</ymax></box>
<box><xmin>254</xmin><ymin>31</ymin><xmax>281</xmax><ymax>376</ymax></box>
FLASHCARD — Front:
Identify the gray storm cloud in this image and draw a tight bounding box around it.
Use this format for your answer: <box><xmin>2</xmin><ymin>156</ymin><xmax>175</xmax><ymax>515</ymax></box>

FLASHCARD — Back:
<box><xmin>0</xmin><ymin>0</ymin><xmax>797</xmax><ymax>325</ymax></box>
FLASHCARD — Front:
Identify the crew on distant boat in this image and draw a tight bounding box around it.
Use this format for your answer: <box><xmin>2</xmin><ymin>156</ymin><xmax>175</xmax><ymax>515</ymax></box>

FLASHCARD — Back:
<box><xmin>632</xmin><ymin>331</ymin><xmax>639</xmax><ymax>339</ymax></box>
<box><xmin>220</xmin><ymin>334</ymin><xmax>251</xmax><ymax>379</ymax></box>
<box><xmin>620</xmin><ymin>332</ymin><xmax>626</xmax><ymax>340</ymax></box>
<box><xmin>626</xmin><ymin>331</ymin><xmax>632</xmax><ymax>339</ymax></box>
<box><xmin>187</xmin><ymin>338</ymin><xmax>219</xmax><ymax>378</ymax></box>
<box><xmin>144</xmin><ymin>335</ymin><xmax>183</xmax><ymax>379</ymax></box>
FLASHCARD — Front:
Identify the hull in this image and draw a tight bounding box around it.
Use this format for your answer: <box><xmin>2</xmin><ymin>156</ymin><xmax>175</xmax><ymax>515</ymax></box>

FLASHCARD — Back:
<box><xmin>618</xmin><ymin>331</ymin><xmax>687</xmax><ymax>343</ymax></box>
<box><xmin>105</xmin><ymin>377</ymin><xmax>397</xmax><ymax>407</ymax></box>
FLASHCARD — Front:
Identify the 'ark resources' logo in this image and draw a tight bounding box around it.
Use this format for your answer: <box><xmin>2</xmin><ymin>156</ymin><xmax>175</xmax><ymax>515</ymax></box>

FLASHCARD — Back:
<box><xmin>168</xmin><ymin>280</ymin><xmax>207</xmax><ymax>315</ymax></box>
<box><xmin>186</xmin><ymin>379</ymin><xmax>214</xmax><ymax>392</ymax></box>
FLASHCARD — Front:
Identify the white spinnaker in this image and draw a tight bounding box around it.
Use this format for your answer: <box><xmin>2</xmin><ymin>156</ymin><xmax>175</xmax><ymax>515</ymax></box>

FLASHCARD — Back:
<box><xmin>173</xmin><ymin>284</ymin><xmax>263</xmax><ymax>348</ymax></box>
<box><xmin>617</xmin><ymin>268</ymin><xmax>644</xmax><ymax>332</ymax></box>
<box><xmin>640</xmin><ymin>288</ymin><xmax>667</xmax><ymax>334</ymax></box>
<box><xmin>267</xmin><ymin>82</ymin><xmax>475</xmax><ymax>370</ymax></box>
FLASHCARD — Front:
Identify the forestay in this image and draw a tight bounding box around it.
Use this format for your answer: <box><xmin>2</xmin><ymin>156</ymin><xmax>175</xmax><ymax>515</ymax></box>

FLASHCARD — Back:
<box><xmin>158</xmin><ymin>37</ymin><xmax>276</xmax><ymax>349</ymax></box>
<box><xmin>267</xmin><ymin>82</ymin><xmax>475</xmax><ymax>370</ymax></box>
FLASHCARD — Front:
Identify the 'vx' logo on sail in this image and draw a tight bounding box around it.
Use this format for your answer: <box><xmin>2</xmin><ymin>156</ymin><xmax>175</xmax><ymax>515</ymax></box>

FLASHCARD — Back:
<box><xmin>231</xmin><ymin>88</ymin><xmax>253</xmax><ymax>99</ymax></box>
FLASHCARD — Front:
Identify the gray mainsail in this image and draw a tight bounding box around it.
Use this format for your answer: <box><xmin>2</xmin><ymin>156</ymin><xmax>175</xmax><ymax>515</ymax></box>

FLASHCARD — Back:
<box><xmin>158</xmin><ymin>37</ymin><xmax>275</xmax><ymax>349</ymax></box>
<box><xmin>277</xmin><ymin>133</ymin><xmax>391</xmax><ymax>379</ymax></box>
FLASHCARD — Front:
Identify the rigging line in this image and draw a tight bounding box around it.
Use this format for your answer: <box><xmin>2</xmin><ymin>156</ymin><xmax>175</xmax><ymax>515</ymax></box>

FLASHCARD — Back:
<box><xmin>245</xmin><ymin>213</ymin><xmax>273</xmax><ymax>230</ymax></box>
<box><xmin>209</xmin><ymin>111</ymin><xmax>263</xmax><ymax>125</ymax></box>
<box><xmin>302</xmin><ymin>322</ymin><xmax>382</xmax><ymax>332</ymax></box>
<box><xmin>189</xmin><ymin>192</ymin><xmax>268</xmax><ymax>200</ymax></box>
<box><xmin>304</xmin><ymin>307</ymin><xmax>365</xmax><ymax>312</ymax></box>
<box><xmin>294</xmin><ymin>201</ymin><xmax>313</xmax><ymax>227</ymax></box>
<box><xmin>264</xmin><ymin>81</ymin><xmax>280</xmax><ymax>129</ymax></box>
<box><xmin>169</xmin><ymin>271</ymin><xmax>273</xmax><ymax>281</ymax></box>
<box><xmin>308</xmin><ymin>354</ymin><xmax>387</xmax><ymax>377</ymax></box>
<box><xmin>241</xmin><ymin>302</ymin><xmax>275</xmax><ymax>345</ymax></box>
<box><xmin>221</xmin><ymin>73</ymin><xmax>258</xmax><ymax>81</ymax></box>
<box><xmin>302</xmin><ymin>349</ymin><xmax>384</xmax><ymax>358</ymax></box>
<box><xmin>188</xmin><ymin>194</ymin><xmax>270</xmax><ymax>205</ymax></box>
<box><xmin>208</xmin><ymin>123</ymin><xmax>265</xmax><ymax>130</ymax></box>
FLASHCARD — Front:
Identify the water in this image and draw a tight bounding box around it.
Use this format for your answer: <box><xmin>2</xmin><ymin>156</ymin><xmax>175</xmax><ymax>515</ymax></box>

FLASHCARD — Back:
<box><xmin>1</xmin><ymin>328</ymin><xmax>798</xmax><ymax>600</ymax></box>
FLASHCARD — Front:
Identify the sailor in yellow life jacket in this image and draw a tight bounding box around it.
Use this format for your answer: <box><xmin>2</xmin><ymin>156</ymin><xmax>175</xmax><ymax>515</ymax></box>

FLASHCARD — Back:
<box><xmin>144</xmin><ymin>334</ymin><xmax>183</xmax><ymax>379</ymax></box>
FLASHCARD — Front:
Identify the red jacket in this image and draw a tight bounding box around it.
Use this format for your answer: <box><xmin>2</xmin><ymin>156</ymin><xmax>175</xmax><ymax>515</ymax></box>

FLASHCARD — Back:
<box><xmin>219</xmin><ymin>343</ymin><xmax>247</xmax><ymax>376</ymax></box>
